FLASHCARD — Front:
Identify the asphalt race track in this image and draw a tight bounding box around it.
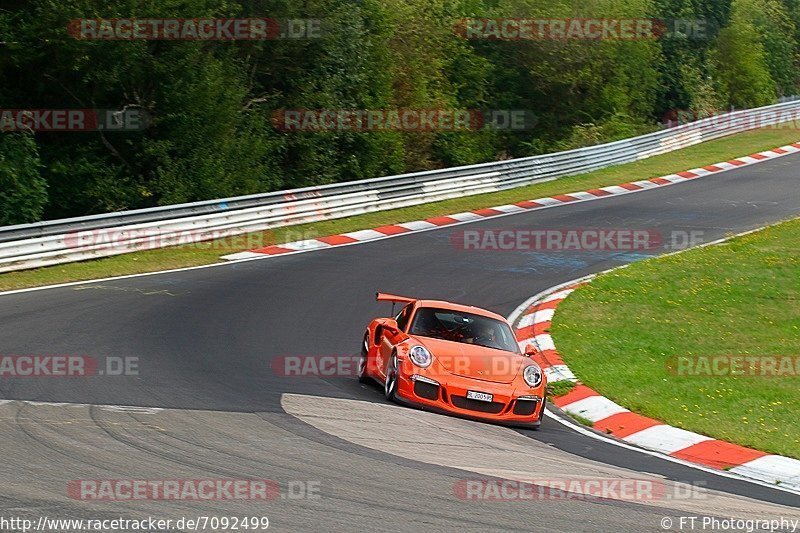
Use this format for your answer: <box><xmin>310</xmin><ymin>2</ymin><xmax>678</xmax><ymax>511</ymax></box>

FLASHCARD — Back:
<box><xmin>1</xmin><ymin>153</ymin><xmax>799</xmax><ymax>531</ymax></box>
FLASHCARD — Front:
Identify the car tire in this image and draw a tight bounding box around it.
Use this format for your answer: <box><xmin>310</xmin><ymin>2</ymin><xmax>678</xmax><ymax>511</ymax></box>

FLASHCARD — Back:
<box><xmin>384</xmin><ymin>353</ymin><xmax>399</xmax><ymax>402</ymax></box>
<box><xmin>358</xmin><ymin>334</ymin><xmax>371</xmax><ymax>384</ymax></box>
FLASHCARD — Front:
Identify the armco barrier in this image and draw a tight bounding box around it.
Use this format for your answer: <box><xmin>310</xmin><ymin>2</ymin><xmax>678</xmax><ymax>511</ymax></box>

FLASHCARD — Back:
<box><xmin>1</xmin><ymin>99</ymin><xmax>799</xmax><ymax>273</ymax></box>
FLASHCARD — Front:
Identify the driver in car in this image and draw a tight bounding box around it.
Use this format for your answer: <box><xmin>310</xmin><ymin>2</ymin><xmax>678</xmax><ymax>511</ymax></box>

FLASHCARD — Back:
<box><xmin>465</xmin><ymin>323</ymin><xmax>496</xmax><ymax>346</ymax></box>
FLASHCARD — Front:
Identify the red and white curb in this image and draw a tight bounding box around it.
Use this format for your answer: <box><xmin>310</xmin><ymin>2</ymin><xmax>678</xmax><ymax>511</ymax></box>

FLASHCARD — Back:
<box><xmin>221</xmin><ymin>142</ymin><xmax>800</xmax><ymax>261</ymax></box>
<box><xmin>511</xmin><ymin>276</ymin><xmax>800</xmax><ymax>492</ymax></box>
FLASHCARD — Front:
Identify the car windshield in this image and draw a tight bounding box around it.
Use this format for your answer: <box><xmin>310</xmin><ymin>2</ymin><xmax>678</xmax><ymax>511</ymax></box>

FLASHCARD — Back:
<box><xmin>408</xmin><ymin>307</ymin><xmax>519</xmax><ymax>353</ymax></box>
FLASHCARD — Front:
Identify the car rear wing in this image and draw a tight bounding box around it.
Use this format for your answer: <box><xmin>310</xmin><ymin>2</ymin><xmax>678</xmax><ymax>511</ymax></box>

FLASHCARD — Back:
<box><xmin>376</xmin><ymin>292</ymin><xmax>416</xmax><ymax>304</ymax></box>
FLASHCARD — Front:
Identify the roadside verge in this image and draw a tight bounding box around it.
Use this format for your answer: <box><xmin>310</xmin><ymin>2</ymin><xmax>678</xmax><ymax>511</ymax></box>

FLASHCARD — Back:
<box><xmin>2</xmin><ymin>128</ymin><xmax>800</xmax><ymax>291</ymax></box>
<box><xmin>510</xmin><ymin>246</ymin><xmax>800</xmax><ymax>493</ymax></box>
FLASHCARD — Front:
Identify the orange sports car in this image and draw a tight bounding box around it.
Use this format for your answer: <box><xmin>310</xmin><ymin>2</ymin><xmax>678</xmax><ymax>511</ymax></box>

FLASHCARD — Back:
<box><xmin>358</xmin><ymin>293</ymin><xmax>547</xmax><ymax>428</ymax></box>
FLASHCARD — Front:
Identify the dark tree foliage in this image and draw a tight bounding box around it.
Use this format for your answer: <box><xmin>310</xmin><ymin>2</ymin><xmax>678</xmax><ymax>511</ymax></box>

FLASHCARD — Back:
<box><xmin>0</xmin><ymin>133</ymin><xmax>47</xmax><ymax>225</ymax></box>
<box><xmin>0</xmin><ymin>0</ymin><xmax>797</xmax><ymax>222</ymax></box>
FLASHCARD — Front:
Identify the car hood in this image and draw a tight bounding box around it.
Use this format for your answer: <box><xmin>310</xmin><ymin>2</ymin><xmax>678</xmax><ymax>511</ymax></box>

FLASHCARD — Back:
<box><xmin>413</xmin><ymin>337</ymin><xmax>525</xmax><ymax>384</ymax></box>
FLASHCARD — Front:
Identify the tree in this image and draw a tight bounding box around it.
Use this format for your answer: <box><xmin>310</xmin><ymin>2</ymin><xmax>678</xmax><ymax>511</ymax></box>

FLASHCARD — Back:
<box><xmin>0</xmin><ymin>0</ymin><xmax>797</xmax><ymax>224</ymax></box>
<box><xmin>0</xmin><ymin>133</ymin><xmax>48</xmax><ymax>225</ymax></box>
<box><xmin>711</xmin><ymin>0</ymin><xmax>777</xmax><ymax>107</ymax></box>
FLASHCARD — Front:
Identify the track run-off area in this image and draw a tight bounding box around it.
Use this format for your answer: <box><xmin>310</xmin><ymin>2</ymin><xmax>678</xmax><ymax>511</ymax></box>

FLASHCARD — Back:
<box><xmin>1</xmin><ymin>147</ymin><xmax>799</xmax><ymax>532</ymax></box>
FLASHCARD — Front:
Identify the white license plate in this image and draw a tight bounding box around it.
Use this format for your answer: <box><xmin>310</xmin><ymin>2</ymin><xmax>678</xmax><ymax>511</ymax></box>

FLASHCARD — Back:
<box><xmin>466</xmin><ymin>391</ymin><xmax>493</xmax><ymax>402</ymax></box>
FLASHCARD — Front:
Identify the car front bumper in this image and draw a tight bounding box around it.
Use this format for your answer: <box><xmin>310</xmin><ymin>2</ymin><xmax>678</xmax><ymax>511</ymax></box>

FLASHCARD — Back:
<box><xmin>394</xmin><ymin>370</ymin><xmax>545</xmax><ymax>428</ymax></box>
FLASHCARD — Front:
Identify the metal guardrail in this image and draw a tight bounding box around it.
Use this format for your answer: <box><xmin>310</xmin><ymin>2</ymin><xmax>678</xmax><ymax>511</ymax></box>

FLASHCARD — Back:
<box><xmin>2</xmin><ymin>99</ymin><xmax>799</xmax><ymax>273</ymax></box>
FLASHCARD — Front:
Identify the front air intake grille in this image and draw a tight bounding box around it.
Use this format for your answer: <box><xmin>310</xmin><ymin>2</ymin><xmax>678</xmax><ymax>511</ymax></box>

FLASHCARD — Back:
<box><xmin>413</xmin><ymin>380</ymin><xmax>440</xmax><ymax>400</ymax></box>
<box><xmin>512</xmin><ymin>399</ymin><xmax>539</xmax><ymax>416</ymax></box>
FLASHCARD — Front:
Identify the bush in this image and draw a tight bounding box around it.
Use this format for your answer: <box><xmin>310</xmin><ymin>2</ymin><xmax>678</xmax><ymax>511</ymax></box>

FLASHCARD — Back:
<box><xmin>0</xmin><ymin>133</ymin><xmax>48</xmax><ymax>225</ymax></box>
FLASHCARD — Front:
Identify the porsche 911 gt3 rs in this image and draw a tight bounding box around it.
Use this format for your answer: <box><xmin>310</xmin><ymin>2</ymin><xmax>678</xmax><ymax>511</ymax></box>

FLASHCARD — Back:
<box><xmin>358</xmin><ymin>293</ymin><xmax>547</xmax><ymax>428</ymax></box>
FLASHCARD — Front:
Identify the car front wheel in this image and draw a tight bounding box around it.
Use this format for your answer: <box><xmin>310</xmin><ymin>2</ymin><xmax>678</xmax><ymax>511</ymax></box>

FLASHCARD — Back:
<box><xmin>358</xmin><ymin>334</ymin><xmax>370</xmax><ymax>384</ymax></box>
<box><xmin>384</xmin><ymin>353</ymin><xmax>399</xmax><ymax>402</ymax></box>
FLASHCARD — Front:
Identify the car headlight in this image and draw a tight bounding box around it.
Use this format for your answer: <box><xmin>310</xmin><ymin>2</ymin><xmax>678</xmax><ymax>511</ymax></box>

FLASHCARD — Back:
<box><xmin>409</xmin><ymin>345</ymin><xmax>432</xmax><ymax>368</ymax></box>
<box><xmin>523</xmin><ymin>363</ymin><xmax>543</xmax><ymax>388</ymax></box>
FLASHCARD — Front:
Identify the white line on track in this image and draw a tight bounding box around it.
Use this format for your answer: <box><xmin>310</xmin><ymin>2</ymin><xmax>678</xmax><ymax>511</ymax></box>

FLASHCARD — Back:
<box><xmin>0</xmin><ymin>147</ymin><xmax>798</xmax><ymax>497</ymax></box>
<box><xmin>0</xmin><ymin>148</ymin><xmax>784</xmax><ymax>299</ymax></box>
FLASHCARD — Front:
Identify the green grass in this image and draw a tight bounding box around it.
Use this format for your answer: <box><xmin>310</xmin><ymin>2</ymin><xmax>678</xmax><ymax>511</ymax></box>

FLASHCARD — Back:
<box><xmin>2</xmin><ymin>127</ymin><xmax>800</xmax><ymax>292</ymax></box>
<box><xmin>571</xmin><ymin>413</ymin><xmax>596</xmax><ymax>427</ymax></box>
<box><xmin>547</xmin><ymin>380</ymin><xmax>577</xmax><ymax>398</ymax></box>
<box><xmin>551</xmin><ymin>218</ymin><xmax>800</xmax><ymax>459</ymax></box>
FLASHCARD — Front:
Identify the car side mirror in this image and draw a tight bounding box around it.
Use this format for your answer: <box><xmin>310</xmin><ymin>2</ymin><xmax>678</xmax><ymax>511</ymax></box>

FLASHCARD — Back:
<box><xmin>524</xmin><ymin>344</ymin><xmax>538</xmax><ymax>357</ymax></box>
